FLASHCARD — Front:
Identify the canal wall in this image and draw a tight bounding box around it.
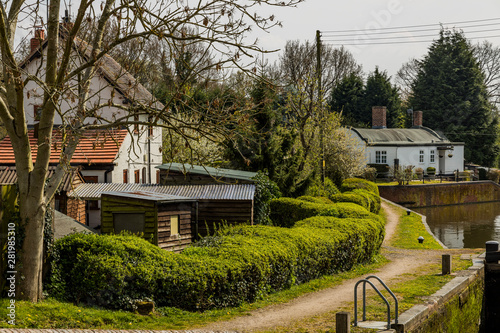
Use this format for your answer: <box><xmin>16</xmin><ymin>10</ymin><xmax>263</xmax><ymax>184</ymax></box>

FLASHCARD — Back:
<box><xmin>392</xmin><ymin>257</ymin><xmax>484</xmax><ymax>333</ymax></box>
<box><xmin>378</xmin><ymin>181</ymin><xmax>500</xmax><ymax>208</ymax></box>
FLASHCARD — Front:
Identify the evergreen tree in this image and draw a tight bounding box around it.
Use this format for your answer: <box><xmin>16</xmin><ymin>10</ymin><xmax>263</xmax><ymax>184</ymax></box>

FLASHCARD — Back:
<box><xmin>329</xmin><ymin>73</ymin><xmax>366</xmax><ymax>126</ymax></box>
<box><xmin>410</xmin><ymin>29</ymin><xmax>500</xmax><ymax>166</ymax></box>
<box><xmin>364</xmin><ymin>67</ymin><xmax>404</xmax><ymax>128</ymax></box>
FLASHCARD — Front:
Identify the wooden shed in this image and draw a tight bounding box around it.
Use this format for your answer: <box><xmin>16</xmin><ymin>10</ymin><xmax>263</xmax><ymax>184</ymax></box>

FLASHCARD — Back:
<box><xmin>71</xmin><ymin>183</ymin><xmax>255</xmax><ymax>237</ymax></box>
<box><xmin>101</xmin><ymin>191</ymin><xmax>197</xmax><ymax>252</ymax></box>
<box><xmin>157</xmin><ymin>163</ymin><xmax>257</xmax><ymax>185</ymax></box>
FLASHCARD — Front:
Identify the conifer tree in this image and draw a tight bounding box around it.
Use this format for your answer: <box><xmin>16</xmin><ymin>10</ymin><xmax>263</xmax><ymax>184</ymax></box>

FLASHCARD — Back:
<box><xmin>410</xmin><ymin>29</ymin><xmax>500</xmax><ymax>166</ymax></box>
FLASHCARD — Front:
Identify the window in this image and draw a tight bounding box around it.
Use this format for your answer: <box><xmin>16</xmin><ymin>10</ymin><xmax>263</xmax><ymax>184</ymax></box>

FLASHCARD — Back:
<box><xmin>375</xmin><ymin>151</ymin><xmax>387</xmax><ymax>164</ymax></box>
<box><xmin>156</xmin><ymin>170</ymin><xmax>160</xmax><ymax>184</ymax></box>
<box><xmin>84</xmin><ymin>176</ymin><xmax>99</xmax><ymax>183</ymax></box>
<box><xmin>419</xmin><ymin>150</ymin><xmax>425</xmax><ymax>163</ymax></box>
<box><xmin>170</xmin><ymin>215</ymin><xmax>179</xmax><ymax>236</ymax></box>
<box><xmin>123</xmin><ymin>169</ymin><xmax>129</xmax><ymax>183</ymax></box>
<box><xmin>430</xmin><ymin>150</ymin><xmax>435</xmax><ymax>163</ymax></box>
<box><xmin>142</xmin><ymin>167</ymin><xmax>147</xmax><ymax>184</ymax></box>
<box><xmin>113</xmin><ymin>213</ymin><xmax>145</xmax><ymax>234</ymax></box>
<box><xmin>134</xmin><ymin>170</ymin><xmax>140</xmax><ymax>183</ymax></box>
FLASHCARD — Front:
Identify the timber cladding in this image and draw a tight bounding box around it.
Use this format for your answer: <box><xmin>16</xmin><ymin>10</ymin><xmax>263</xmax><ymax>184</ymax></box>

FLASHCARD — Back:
<box><xmin>100</xmin><ymin>193</ymin><xmax>196</xmax><ymax>253</ymax></box>
<box><xmin>197</xmin><ymin>199</ymin><xmax>253</xmax><ymax>236</ymax></box>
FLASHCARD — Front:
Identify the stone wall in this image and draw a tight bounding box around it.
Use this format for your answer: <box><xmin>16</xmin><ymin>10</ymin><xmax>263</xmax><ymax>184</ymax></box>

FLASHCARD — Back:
<box><xmin>393</xmin><ymin>257</ymin><xmax>484</xmax><ymax>333</ymax></box>
<box><xmin>378</xmin><ymin>181</ymin><xmax>500</xmax><ymax>208</ymax></box>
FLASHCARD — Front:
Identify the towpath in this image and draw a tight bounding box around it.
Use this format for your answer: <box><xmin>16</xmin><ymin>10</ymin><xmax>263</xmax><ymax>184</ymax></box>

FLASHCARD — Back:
<box><xmin>200</xmin><ymin>201</ymin><xmax>479</xmax><ymax>332</ymax></box>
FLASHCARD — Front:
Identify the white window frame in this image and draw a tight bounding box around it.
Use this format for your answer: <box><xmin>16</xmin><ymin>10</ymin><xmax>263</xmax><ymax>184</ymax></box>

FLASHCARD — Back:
<box><xmin>375</xmin><ymin>151</ymin><xmax>387</xmax><ymax>164</ymax></box>
<box><xmin>430</xmin><ymin>150</ymin><xmax>435</xmax><ymax>163</ymax></box>
<box><xmin>419</xmin><ymin>150</ymin><xmax>425</xmax><ymax>163</ymax></box>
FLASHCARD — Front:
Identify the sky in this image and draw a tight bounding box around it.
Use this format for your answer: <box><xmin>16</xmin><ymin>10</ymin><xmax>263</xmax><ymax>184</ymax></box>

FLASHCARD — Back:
<box><xmin>251</xmin><ymin>0</ymin><xmax>500</xmax><ymax>79</ymax></box>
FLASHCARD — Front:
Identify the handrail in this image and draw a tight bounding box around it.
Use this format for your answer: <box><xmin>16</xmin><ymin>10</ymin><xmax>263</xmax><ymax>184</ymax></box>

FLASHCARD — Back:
<box><xmin>354</xmin><ymin>279</ymin><xmax>391</xmax><ymax>330</ymax></box>
<box><xmin>364</xmin><ymin>275</ymin><xmax>399</xmax><ymax>324</ymax></box>
<box><xmin>354</xmin><ymin>275</ymin><xmax>398</xmax><ymax>330</ymax></box>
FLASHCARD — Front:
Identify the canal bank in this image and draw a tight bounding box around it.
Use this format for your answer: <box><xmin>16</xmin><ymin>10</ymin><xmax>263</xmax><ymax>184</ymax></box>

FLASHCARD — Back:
<box><xmin>378</xmin><ymin>181</ymin><xmax>500</xmax><ymax>208</ymax></box>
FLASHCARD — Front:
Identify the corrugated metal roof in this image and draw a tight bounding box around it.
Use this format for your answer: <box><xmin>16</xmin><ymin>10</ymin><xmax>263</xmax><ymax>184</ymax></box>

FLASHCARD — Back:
<box><xmin>102</xmin><ymin>190</ymin><xmax>195</xmax><ymax>202</ymax></box>
<box><xmin>352</xmin><ymin>127</ymin><xmax>464</xmax><ymax>145</ymax></box>
<box><xmin>157</xmin><ymin>163</ymin><xmax>257</xmax><ymax>182</ymax></box>
<box><xmin>69</xmin><ymin>183</ymin><xmax>255</xmax><ymax>201</ymax></box>
<box><xmin>0</xmin><ymin>166</ymin><xmax>84</xmax><ymax>192</ymax></box>
<box><xmin>0</xmin><ymin>129</ymin><xmax>128</xmax><ymax>165</ymax></box>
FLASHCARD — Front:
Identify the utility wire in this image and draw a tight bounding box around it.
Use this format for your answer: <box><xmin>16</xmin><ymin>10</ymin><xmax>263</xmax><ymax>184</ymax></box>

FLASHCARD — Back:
<box><xmin>322</xmin><ymin>17</ymin><xmax>500</xmax><ymax>34</ymax></box>
<box><xmin>323</xmin><ymin>28</ymin><xmax>500</xmax><ymax>43</ymax></box>
<box><xmin>324</xmin><ymin>34</ymin><xmax>500</xmax><ymax>46</ymax></box>
<box><xmin>322</xmin><ymin>21</ymin><xmax>500</xmax><ymax>38</ymax></box>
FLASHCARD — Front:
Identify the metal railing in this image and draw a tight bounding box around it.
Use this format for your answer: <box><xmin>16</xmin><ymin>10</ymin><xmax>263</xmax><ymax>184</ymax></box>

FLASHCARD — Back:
<box><xmin>354</xmin><ymin>275</ymin><xmax>399</xmax><ymax>330</ymax></box>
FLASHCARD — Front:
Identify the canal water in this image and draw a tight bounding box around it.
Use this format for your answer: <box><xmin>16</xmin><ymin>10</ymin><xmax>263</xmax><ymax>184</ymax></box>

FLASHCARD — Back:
<box><xmin>413</xmin><ymin>202</ymin><xmax>500</xmax><ymax>249</ymax></box>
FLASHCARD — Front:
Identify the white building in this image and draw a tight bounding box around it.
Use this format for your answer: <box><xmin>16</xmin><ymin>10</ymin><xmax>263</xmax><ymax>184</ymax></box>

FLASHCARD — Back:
<box><xmin>18</xmin><ymin>26</ymin><xmax>164</xmax><ymax>184</ymax></box>
<box><xmin>350</xmin><ymin>107</ymin><xmax>465</xmax><ymax>175</ymax></box>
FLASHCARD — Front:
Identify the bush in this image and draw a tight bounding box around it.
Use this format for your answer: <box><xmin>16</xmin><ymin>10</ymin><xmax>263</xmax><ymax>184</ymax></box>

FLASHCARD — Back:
<box><xmin>252</xmin><ymin>171</ymin><xmax>282</xmax><ymax>225</ymax></box>
<box><xmin>340</xmin><ymin>178</ymin><xmax>379</xmax><ymax>196</ymax></box>
<box><xmin>269</xmin><ymin>197</ymin><xmax>381</xmax><ymax>228</ymax></box>
<box><xmin>304</xmin><ymin>177</ymin><xmax>340</xmax><ymax>198</ymax></box>
<box><xmin>329</xmin><ymin>193</ymin><xmax>368</xmax><ymax>210</ymax></box>
<box><xmin>297</xmin><ymin>195</ymin><xmax>334</xmax><ymax>205</ymax></box>
<box><xmin>49</xmin><ymin>212</ymin><xmax>384</xmax><ymax>312</ymax></box>
<box><xmin>487</xmin><ymin>169</ymin><xmax>500</xmax><ymax>183</ymax></box>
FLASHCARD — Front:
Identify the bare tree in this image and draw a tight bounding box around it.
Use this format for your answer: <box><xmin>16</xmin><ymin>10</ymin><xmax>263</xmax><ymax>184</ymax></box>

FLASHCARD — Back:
<box><xmin>0</xmin><ymin>0</ymin><xmax>302</xmax><ymax>302</ymax></box>
<box><xmin>395</xmin><ymin>58</ymin><xmax>419</xmax><ymax>101</ymax></box>
<box><xmin>474</xmin><ymin>41</ymin><xmax>500</xmax><ymax>108</ymax></box>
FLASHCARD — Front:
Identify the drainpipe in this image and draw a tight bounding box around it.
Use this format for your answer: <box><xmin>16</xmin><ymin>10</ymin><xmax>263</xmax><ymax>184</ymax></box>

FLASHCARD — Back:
<box><xmin>104</xmin><ymin>166</ymin><xmax>114</xmax><ymax>183</ymax></box>
<box><xmin>148</xmin><ymin>135</ymin><xmax>151</xmax><ymax>183</ymax></box>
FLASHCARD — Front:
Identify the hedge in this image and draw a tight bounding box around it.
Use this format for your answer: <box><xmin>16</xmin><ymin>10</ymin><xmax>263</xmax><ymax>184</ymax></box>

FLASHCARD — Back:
<box><xmin>340</xmin><ymin>178</ymin><xmax>379</xmax><ymax>196</ymax></box>
<box><xmin>48</xmin><ymin>178</ymin><xmax>384</xmax><ymax>312</ymax></box>
<box><xmin>49</xmin><ymin>213</ymin><xmax>384</xmax><ymax>311</ymax></box>
<box><xmin>296</xmin><ymin>195</ymin><xmax>334</xmax><ymax>205</ymax></box>
<box><xmin>269</xmin><ymin>197</ymin><xmax>381</xmax><ymax>228</ymax></box>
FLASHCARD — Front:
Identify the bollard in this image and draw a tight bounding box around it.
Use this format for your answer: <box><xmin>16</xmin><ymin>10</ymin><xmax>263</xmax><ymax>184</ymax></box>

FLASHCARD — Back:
<box><xmin>442</xmin><ymin>254</ymin><xmax>451</xmax><ymax>275</ymax></box>
<box><xmin>336</xmin><ymin>312</ymin><xmax>351</xmax><ymax>333</ymax></box>
<box><xmin>486</xmin><ymin>240</ymin><xmax>499</xmax><ymax>253</ymax></box>
<box><xmin>486</xmin><ymin>240</ymin><xmax>500</xmax><ymax>263</ymax></box>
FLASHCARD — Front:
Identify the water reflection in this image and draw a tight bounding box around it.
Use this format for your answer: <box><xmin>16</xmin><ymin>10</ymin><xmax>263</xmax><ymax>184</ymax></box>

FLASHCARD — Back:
<box><xmin>413</xmin><ymin>202</ymin><xmax>500</xmax><ymax>249</ymax></box>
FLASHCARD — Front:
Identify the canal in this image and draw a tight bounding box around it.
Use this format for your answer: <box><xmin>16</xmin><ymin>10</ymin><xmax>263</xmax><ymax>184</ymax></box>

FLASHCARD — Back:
<box><xmin>414</xmin><ymin>202</ymin><xmax>500</xmax><ymax>249</ymax></box>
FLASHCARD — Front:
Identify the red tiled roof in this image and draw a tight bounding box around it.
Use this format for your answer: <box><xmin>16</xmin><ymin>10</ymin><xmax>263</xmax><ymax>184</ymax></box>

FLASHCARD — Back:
<box><xmin>0</xmin><ymin>165</ymin><xmax>84</xmax><ymax>192</ymax></box>
<box><xmin>0</xmin><ymin>129</ymin><xmax>128</xmax><ymax>165</ymax></box>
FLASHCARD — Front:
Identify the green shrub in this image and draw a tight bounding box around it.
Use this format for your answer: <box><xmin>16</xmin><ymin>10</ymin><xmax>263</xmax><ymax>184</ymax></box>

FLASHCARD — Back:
<box><xmin>329</xmin><ymin>193</ymin><xmax>368</xmax><ymax>211</ymax></box>
<box><xmin>297</xmin><ymin>195</ymin><xmax>334</xmax><ymax>205</ymax></box>
<box><xmin>304</xmin><ymin>177</ymin><xmax>340</xmax><ymax>198</ymax></box>
<box><xmin>252</xmin><ymin>171</ymin><xmax>282</xmax><ymax>225</ymax></box>
<box><xmin>340</xmin><ymin>178</ymin><xmax>379</xmax><ymax>196</ymax></box>
<box><xmin>351</xmin><ymin>189</ymin><xmax>381</xmax><ymax>214</ymax></box>
<box><xmin>269</xmin><ymin>197</ymin><xmax>381</xmax><ymax>228</ymax></box>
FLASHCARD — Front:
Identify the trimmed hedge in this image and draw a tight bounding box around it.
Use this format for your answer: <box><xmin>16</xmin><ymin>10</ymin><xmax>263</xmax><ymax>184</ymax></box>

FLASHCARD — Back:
<box><xmin>340</xmin><ymin>178</ymin><xmax>379</xmax><ymax>196</ymax></box>
<box><xmin>270</xmin><ymin>197</ymin><xmax>381</xmax><ymax>228</ymax></box>
<box><xmin>48</xmin><ymin>178</ymin><xmax>384</xmax><ymax>312</ymax></box>
<box><xmin>296</xmin><ymin>195</ymin><xmax>334</xmax><ymax>205</ymax></box>
<box><xmin>49</xmin><ymin>214</ymin><xmax>384</xmax><ymax>311</ymax></box>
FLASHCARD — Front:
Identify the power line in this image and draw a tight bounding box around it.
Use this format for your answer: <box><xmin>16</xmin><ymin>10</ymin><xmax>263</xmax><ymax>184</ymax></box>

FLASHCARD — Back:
<box><xmin>322</xmin><ymin>17</ymin><xmax>500</xmax><ymax>34</ymax></box>
<box><xmin>323</xmin><ymin>28</ymin><xmax>500</xmax><ymax>43</ymax></box>
<box><xmin>322</xmin><ymin>21</ymin><xmax>500</xmax><ymax>38</ymax></box>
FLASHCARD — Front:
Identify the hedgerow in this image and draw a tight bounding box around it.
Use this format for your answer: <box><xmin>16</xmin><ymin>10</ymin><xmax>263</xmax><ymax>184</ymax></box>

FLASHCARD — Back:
<box><xmin>48</xmin><ymin>178</ymin><xmax>384</xmax><ymax>312</ymax></box>
<box><xmin>340</xmin><ymin>177</ymin><xmax>379</xmax><ymax>196</ymax></box>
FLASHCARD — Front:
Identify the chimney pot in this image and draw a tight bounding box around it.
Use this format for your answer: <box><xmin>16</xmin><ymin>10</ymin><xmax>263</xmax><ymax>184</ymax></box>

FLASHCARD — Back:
<box><xmin>413</xmin><ymin>110</ymin><xmax>423</xmax><ymax>128</ymax></box>
<box><xmin>30</xmin><ymin>28</ymin><xmax>45</xmax><ymax>53</ymax></box>
<box><xmin>372</xmin><ymin>106</ymin><xmax>387</xmax><ymax>129</ymax></box>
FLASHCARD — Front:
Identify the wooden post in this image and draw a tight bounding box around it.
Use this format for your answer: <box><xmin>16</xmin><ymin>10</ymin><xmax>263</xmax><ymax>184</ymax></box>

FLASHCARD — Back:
<box><xmin>442</xmin><ymin>254</ymin><xmax>451</xmax><ymax>275</ymax></box>
<box><xmin>336</xmin><ymin>312</ymin><xmax>350</xmax><ymax>333</ymax></box>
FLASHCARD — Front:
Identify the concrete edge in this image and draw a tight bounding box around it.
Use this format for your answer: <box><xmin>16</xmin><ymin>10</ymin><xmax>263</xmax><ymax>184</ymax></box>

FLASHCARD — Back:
<box><xmin>391</xmin><ymin>259</ymin><xmax>485</xmax><ymax>333</ymax></box>
<box><xmin>380</xmin><ymin>197</ymin><xmax>447</xmax><ymax>249</ymax></box>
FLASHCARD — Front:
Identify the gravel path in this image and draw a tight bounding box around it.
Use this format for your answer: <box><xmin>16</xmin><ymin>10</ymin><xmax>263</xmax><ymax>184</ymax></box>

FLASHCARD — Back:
<box><xmin>200</xmin><ymin>201</ymin><xmax>479</xmax><ymax>333</ymax></box>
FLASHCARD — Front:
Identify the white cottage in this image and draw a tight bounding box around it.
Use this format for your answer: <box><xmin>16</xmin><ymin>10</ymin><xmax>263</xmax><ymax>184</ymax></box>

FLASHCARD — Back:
<box><xmin>350</xmin><ymin>107</ymin><xmax>464</xmax><ymax>175</ymax></box>
<box><xmin>17</xmin><ymin>26</ymin><xmax>164</xmax><ymax>184</ymax></box>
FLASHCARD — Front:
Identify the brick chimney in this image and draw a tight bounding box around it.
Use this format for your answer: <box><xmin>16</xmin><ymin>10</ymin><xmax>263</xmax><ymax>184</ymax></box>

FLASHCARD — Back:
<box><xmin>413</xmin><ymin>110</ymin><xmax>423</xmax><ymax>128</ymax></box>
<box><xmin>30</xmin><ymin>28</ymin><xmax>45</xmax><ymax>53</ymax></box>
<box><xmin>372</xmin><ymin>106</ymin><xmax>387</xmax><ymax>129</ymax></box>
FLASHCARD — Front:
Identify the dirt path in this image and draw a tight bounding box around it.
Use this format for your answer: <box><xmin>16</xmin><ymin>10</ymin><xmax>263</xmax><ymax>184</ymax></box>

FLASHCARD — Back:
<box><xmin>200</xmin><ymin>201</ymin><xmax>478</xmax><ymax>333</ymax></box>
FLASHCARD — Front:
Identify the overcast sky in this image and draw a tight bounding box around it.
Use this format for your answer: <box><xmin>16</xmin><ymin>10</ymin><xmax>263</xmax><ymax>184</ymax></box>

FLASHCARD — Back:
<box><xmin>252</xmin><ymin>0</ymin><xmax>500</xmax><ymax>80</ymax></box>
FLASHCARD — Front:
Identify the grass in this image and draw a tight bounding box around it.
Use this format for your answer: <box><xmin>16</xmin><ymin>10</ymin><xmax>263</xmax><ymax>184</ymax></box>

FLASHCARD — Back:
<box><xmin>0</xmin><ymin>254</ymin><xmax>389</xmax><ymax>330</ymax></box>
<box><xmin>389</xmin><ymin>205</ymin><xmax>443</xmax><ymax>249</ymax></box>
<box><xmin>0</xmin><ymin>200</ymin><xmax>479</xmax><ymax>332</ymax></box>
<box><xmin>376</xmin><ymin>179</ymin><xmax>453</xmax><ymax>186</ymax></box>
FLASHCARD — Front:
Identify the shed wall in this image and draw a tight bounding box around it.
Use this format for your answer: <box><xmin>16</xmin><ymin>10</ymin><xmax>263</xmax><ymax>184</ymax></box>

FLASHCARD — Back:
<box><xmin>197</xmin><ymin>199</ymin><xmax>253</xmax><ymax>236</ymax></box>
<box><xmin>157</xmin><ymin>202</ymin><xmax>194</xmax><ymax>252</ymax></box>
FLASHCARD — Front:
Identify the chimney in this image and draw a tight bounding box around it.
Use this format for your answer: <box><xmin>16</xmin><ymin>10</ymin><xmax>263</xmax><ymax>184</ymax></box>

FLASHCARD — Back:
<box><xmin>413</xmin><ymin>110</ymin><xmax>423</xmax><ymax>128</ymax></box>
<box><xmin>372</xmin><ymin>106</ymin><xmax>387</xmax><ymax>129</ymax></box>
<box><xmin>30</xmin><ymin>28</ymin><xmax>45</xmax><ymax>53</ymax></box>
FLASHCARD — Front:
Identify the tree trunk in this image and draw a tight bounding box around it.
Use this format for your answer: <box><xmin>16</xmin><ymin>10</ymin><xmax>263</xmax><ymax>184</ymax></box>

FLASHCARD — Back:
<box><xmin>18</xmin><ymin>196</ymin><xmax>45</xmax><ymax>301</ymax></box>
